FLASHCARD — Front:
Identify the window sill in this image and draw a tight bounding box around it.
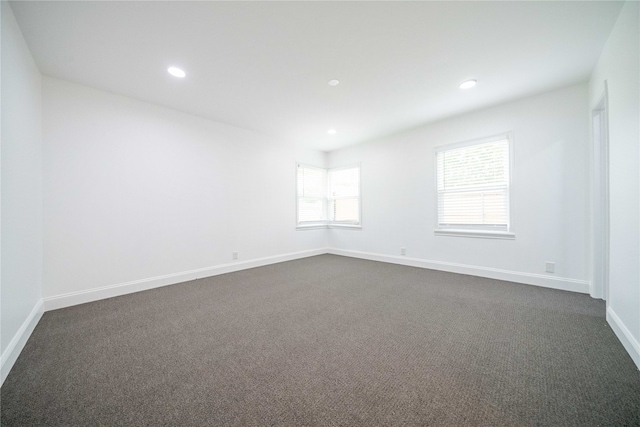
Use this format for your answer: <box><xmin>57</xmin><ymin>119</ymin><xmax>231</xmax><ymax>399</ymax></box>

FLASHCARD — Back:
<box><xmin>434</xmin><ymin>229</ymin><xmax>515</xmax><ymax>239</ymax></box>
<box><xmin>296</xmin><ymin>224</ymin><xmax>328</xmax><ymax>230</ymax></box>
<box><xmin>329</xmin><ymin>224</ymin><xmax>362</xmax><ymax>230</ymax></box>
<box><xmin>296</xmin><ymin>223</ymin><xmax>362</xmax><ymax>231</ymax></box>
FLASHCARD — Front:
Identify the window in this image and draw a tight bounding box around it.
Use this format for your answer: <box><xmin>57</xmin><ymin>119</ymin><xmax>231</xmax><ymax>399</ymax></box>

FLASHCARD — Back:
<box><xmin>297</xmin><ymin>164</ymin><xmax>360</xmax><ymax>228</ymax></box>
<box><xmin>297</xmin><ymin>165</ymin><xmax>327</xmax><ymax>224</ymax></box>
<box><xmin>329</xmin><ymin>166</ymin><xmax>360</xmax><ymax>223</ymax></box>
<box><xmin>435</xmin><ymin>134</ymin><xmax>514</xmax><ymax>238</ymax></box>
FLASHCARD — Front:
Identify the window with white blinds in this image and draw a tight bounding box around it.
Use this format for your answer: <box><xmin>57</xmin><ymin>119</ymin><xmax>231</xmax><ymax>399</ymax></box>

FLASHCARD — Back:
<box><xmin>297</xmin><ymin>165</ymin><xmax>327</xmax><ymax>224</ymax></box>
<box><xmin>436</xmin><ymin>136</ymin><xmax>511</xmax><ymax>231</ymax></box>
<box><xmin>297</xmin><ymin>164</ymin><xmax>360</xmax><ymax>227</ymax></box>
<box><xmin>329</xmin><ymin>167</ymin><xmax>360</xmax><ymax>224</ymax></box>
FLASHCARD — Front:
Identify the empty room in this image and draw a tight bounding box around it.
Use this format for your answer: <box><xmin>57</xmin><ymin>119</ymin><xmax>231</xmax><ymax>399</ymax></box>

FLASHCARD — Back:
<box><xmin>2</xmin><ymin>1</ymin><xmax>639</xmax><ymax>425</ymax></box>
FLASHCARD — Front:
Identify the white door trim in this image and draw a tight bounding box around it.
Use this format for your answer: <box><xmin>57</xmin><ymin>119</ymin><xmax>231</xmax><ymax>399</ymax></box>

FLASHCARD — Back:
<box><xmin>591</xmin><ymin>81</ymin><xmax>610</xmax><ymax>301</ymax></box>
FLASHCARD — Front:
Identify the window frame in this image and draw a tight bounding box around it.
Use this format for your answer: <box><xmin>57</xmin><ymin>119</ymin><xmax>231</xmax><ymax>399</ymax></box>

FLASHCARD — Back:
<box><xmin>433</xmin><ymin>133</ymin><xmax>515</xmax><ymax>239</ymax></box>
<box><xmin>296</xmin><ymin>163</ymin><xmax>362</xmax><ymax>230</ymax></box>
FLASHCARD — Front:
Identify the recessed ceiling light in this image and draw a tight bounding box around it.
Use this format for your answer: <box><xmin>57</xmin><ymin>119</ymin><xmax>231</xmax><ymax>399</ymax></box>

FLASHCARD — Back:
<box><xmin>327</xmin><ymin>129</ymin><xmax>336</xmax><ymax>135</ymax></box>
<box><xmin>328</xmin><ymin>79</ymin><xmax>340</xmax><ymax>87</ymax></box>
<box><xmin>459</xmin><ymin>79</ymin><xmax>477</xmax><ymax>89</ymax></box>
<box><xmin>168</xmin><ymin>67</ymin><xmax>186</xmax><ymax>78</ymax></box>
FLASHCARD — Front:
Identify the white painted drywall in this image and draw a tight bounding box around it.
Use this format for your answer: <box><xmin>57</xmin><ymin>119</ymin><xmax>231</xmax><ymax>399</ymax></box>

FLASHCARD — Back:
<box><xmin>42</xmin><ymin>77</ymin><xmax>327</xmax><ymax>299</ymax></box>
<box><xmin>589</xmin><ymin>1</ymin><xmax>640</xmax><ymax>366</ymax></box>
<box><xmin>327</xmin><ymin>84</ymin><xmax>590</xmax><ymax>288</ymax></box>
<box><xmin>1</xmin><ymin>2</ymin><xmax>43</xmax><ymax>364</ymax></box>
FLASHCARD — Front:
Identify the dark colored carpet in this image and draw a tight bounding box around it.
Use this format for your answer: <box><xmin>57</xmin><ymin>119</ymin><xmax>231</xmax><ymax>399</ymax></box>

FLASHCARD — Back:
<box><xmin>2</xmin><ymin>254</ymin><xmax>639</xmax><ymax>426</ymax></box>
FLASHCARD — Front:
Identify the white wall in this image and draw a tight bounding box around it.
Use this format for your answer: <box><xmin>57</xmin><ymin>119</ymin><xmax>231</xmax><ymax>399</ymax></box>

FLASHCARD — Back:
<box><xmin>1</xmin><ymin>2</ymin><xmax>44</xmax><ymax>383</ymax></box>
<box><xmin>42</xmin><ymin>77</ymin><xmax>327</xmax><ymax>305</ymax></box>
<box><xmin>328</xmin><ymin>84</ymin><xmax>590</xmax><ymax>292</ymax></box>
<box><xmin>589</xmin><ymin>1</ymin><xmax>640</xmax><ymax>368</ymax></box>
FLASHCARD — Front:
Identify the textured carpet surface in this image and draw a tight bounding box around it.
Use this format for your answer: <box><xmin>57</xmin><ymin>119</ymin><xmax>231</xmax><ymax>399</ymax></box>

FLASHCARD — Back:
<box><xmin>2</xmin><ymin>254</ymin><xmax>639</xmax><ymax>426</ymax></box>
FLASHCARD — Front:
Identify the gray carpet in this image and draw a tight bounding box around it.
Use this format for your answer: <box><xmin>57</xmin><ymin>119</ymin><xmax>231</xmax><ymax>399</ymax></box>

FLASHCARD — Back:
<box><xmin>1</xmin><ymin>254</ymin><xmax>639</xmax><ymax>426</ymax></box>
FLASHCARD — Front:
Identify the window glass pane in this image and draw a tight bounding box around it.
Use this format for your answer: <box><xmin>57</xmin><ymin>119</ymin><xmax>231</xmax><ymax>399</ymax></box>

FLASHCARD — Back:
<box><xmin>298</xmin><ymin>198</ymin><xmax>325</xmax><ymax>222</ymax></box>
<box><xmin>329</xmin><ymin>167</ymin><xmax>359</xmax><ymax>197</ymax></box>
<box><xmin>438</xmin><ymin>189</ymin><xmax>507</xmax><ymax>225</ymax></box>
<box><xmin>438</xmin><ymin>140</ymin><xmax>508</xmax><ymax>191</ymax></box>
<box><xmin>331</xmin><ymin>197</ymin><xmax>359</xmax><ymax>222</ymax></box>
<box><xmin>297</xmin><ymin>166</ymin><xmax>325</xmax><ymax>198</ymax></box>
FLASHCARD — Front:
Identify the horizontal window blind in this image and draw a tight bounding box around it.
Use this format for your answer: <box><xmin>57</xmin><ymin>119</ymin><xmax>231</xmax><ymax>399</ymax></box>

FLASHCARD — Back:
<box><xmin>297</xmin><ymin>165</ymin><xmax>326</xmax><ymax>223</ymax></box>
<box><xmin>436</xmin><ymin>138</ymin><xmax>510</xmax><ymax>229</ymax></box>
<box><xmin>298</xmin><ymin>199</ymin><xmax>325</xmax><ymax>223</ymax></box>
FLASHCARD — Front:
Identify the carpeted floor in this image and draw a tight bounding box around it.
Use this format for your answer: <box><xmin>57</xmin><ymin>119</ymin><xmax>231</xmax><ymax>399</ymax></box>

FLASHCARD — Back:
<box><xmin>1</xmin><ymin>254</ymin><xmax>639</xmax><ymax>426</ymax></box>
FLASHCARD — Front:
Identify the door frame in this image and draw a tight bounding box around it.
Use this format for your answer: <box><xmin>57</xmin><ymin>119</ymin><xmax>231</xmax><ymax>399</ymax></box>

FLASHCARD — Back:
<box><xmin>591</xmin><ymin>82</ymin><xmax>610</xmax><ymax>301</ymax></box>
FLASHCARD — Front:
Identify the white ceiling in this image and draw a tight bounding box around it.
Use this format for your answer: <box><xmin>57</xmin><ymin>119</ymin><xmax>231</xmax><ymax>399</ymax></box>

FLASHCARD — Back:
<box><xmin>10</xmin><ymin>1</ymin><xmax>623</xmax><ymax>152</ymax></box>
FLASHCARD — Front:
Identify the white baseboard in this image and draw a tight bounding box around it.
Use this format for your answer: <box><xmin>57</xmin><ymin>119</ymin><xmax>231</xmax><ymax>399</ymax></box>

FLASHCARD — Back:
<box><xmin>43</xmin><ymin>248</ymin><xmax>327</xmax><ymax>311</ymax></box>
<box><xmin>607</xmin><ymin>307</ymin><xmax>640</xmax><ymax>370</ymax></box>
<box><xmin>1</xmin><ymin>299</ymin><xmax>44</xmax><ymax>387</ymax></box>
<box><xmin>44</xmin><ymin>247</ymin><xmax>591</xmax><ymax>312</ymax></box>
<box><xmin>328</xmin><ymin>248</ymin><xmax>590</xmax><ymax>294</ymax></box>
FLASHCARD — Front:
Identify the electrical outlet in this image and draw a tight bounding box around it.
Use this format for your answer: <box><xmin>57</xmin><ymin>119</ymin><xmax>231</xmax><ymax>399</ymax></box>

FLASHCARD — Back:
<box><xmin>232</xmin><ymin>251</ymin><xmax>238</xmax><ymax>260</ymax></box>
<box><xmin>400</xmin><ymin>247</ymin><xmax>406</xmax><ymax>256</ymax></box>
<box><xmin>545</xmin><ymin>262</ymin><xmax>555</xmax><ymax>273</ymax></box>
